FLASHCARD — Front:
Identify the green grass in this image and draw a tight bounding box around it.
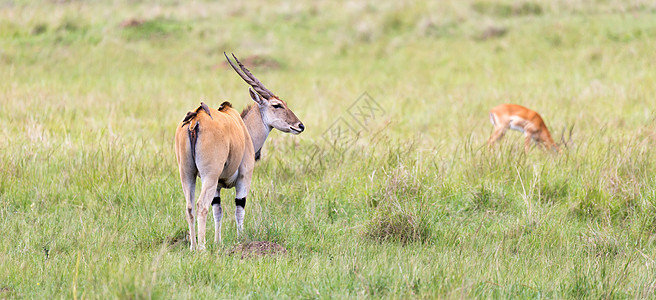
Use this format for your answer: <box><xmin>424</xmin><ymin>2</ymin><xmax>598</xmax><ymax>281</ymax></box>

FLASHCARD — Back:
<box><xmin>2</xmin><ymin>0</ymin><xmax>656</xmax><ymax>298</ymax></box>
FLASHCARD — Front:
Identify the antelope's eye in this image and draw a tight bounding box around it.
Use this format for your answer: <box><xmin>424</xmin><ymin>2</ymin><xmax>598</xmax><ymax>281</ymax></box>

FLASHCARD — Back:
<box><xmin>272</xmin><ymin>103</ymin><xmax>283</xmax><ymax>109</ymax></box>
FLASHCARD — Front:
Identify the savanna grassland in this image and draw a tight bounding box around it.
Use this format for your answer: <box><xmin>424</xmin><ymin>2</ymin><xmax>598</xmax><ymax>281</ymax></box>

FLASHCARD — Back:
<box><xmin>2</xmin><ymin>0</ymin><xmax>656</xmax><ymax>298</ymax></box>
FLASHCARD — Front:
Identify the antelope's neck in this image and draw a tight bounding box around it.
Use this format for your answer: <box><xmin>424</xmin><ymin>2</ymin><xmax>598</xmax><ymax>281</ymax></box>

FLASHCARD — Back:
<box><xmin>241</xmin><ymin>105</ymin><xmax>271</xmax><ymax>154</ymax></box>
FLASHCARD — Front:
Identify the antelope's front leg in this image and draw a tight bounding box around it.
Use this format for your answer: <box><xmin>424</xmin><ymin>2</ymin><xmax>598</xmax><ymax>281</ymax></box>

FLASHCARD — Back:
<box><xmin>212</xmin><ymin>189</ymin><xmax>223</xmax><ymax>244</ymax></box>
<box><xmin>524</xmin><ymin>134</ymin><xmax>532</xmax><ymax>153</ymax></box>
<box><xmin>234</xmin><ymin>175</ymin><xmax>252</xmax><ymax>238</ymax></box>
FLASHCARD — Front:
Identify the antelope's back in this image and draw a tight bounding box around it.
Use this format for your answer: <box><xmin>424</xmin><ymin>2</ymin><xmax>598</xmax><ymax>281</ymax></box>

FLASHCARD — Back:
<box><xmin>174</xmin><ymin>103</ymin><xmax>254</xmax><ymax>177</ymax></box>
<box><xmin>491</xmin><ymin>104</ymin><xmax>546</xmax><ymax>127</ymax></box>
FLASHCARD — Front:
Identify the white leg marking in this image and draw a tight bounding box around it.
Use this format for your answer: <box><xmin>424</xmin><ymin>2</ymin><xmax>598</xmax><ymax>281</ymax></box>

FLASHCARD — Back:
<box><xmin>235</xmin><ymin>205</ymin><xmax>245</xmax><ymax>236</ymax></box>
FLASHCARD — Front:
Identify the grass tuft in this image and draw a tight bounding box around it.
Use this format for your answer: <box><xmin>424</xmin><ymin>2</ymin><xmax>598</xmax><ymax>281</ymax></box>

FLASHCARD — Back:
<box><xmin>364</xmin><ymin>167</ymin><xmax>431</xmax><ymax>245</ymax></box>
<box><xmin>365</xmin><ymin>210</ymin><xmax>431</xmax><ymax>245</ymax></box>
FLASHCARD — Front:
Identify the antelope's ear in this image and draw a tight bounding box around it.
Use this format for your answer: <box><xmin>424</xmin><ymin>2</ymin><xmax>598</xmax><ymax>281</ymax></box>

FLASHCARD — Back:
<box><xmin>249</xmin><ymin>87</ymin><xmax>267</xmax><ymax>105</ymax></box>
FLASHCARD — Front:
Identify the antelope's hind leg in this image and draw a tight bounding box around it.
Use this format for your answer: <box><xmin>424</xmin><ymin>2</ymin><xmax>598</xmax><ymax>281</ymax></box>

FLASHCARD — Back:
<box><xmin>487</xmin><ymin>127</ymin><xmax>507</xmax><ymax>148</ymax></box>
<box><xmin>179</xmin><ymin>169</ymin><xmax>197</xmax><ymax>251</ymax></box>
<box><xmin>195</xmin><ymin>147</ymin><xmax>227</xmax><ymax>250</ymax></box>
<box><xmin>195</xmin><ymin>177</ymin><xmax>219</xmax><ymax>251</ymax></box>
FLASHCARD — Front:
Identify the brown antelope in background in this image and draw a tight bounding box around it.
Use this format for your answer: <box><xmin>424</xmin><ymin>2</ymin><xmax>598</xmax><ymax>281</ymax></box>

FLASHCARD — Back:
<box><xmin>174</xmin><ymin>53</ymin><xmax>304</xmax><ymax>251</ymax></box>
<box><xmin>487</xmin><ymin>104</ymin><xmax>561</xmax><ymax>153</ymax></box>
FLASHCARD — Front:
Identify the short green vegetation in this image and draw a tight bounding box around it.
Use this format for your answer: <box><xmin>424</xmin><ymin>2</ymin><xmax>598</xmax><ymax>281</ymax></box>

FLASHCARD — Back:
<box><xmin>1</xmin><ymin>0</ymin><xmax>656</xmax><ymax>298</ymax></box>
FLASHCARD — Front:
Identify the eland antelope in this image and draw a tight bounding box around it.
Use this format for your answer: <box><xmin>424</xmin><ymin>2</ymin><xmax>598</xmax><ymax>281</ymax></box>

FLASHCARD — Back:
<box><xmin>174</xmin><ymin>53</ymin><xmax>304</xmax><ymax>250</ymax></box>
<box><xmin>487</xmin><ymin>104</ymin><xmax>560</xmax><ymax>153</ymax></box>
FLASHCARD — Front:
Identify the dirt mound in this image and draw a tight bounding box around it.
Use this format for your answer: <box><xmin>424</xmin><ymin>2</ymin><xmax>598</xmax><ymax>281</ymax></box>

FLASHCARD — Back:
<box><xmin>477</xmin><ymin>25</ymin><xmax>508</xmax><ymax>41</ymax></box>
<box><xmin>228</xmin><ymin>241</ymin><xmax>287</xmax><ymax>259</ymax></box>
<box><xmin>119</xmin><ymin>18</ymin><xmax>144</xmax><ymax>28</ymax></box>
<box><xmin>217</xmin><ymin>55</ymin><xmax>281</xmax><ymax>71</ymax></box>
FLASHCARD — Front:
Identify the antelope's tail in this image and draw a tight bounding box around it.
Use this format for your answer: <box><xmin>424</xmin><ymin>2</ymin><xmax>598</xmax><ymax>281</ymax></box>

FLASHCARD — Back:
<box><xmin>188</xmin><ymin>121</ymin><xmax>199</xmax><ymax>165</ymax></box>
<box><xmin>181</xmin><ymin>102</ymin><xmax>213</xmax><ymax>168</ymax></box>
<box><xmin>489</xmin><ymin>112</ymin><xmax>497</xmax><ymax>126</ymax></box>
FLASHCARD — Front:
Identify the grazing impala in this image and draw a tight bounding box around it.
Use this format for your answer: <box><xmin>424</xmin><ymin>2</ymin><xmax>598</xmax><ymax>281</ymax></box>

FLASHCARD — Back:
<box><xmin>175</xmin><ymin>53</ymin><xmax>304</xmax><ymax>250</ymax></box>
<box><xmin>487</xmin><ymin>104</ymin><xmax>560</xmax><ymax>153</ymax></box>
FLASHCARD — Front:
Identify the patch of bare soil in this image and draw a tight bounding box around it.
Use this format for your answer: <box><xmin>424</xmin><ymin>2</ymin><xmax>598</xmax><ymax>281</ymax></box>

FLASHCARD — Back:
<box><xmin>119</xmin><ymin>18</ymin><xmax>144</xmax><ymax>28</ymax></box>
<box><xmin>228</xmin><ymin>241</ymin><xmax>287</xmax><ymax>259</ymax></box>
<box><xmin>477</xmin><ymin>25</ymin><xmax>508</xmax><ymax>41</ymax></box>
<box><xmin>217</xmin><ymin>55</ymin><xmax>281</xmax><ymax>71</ymax></box>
